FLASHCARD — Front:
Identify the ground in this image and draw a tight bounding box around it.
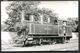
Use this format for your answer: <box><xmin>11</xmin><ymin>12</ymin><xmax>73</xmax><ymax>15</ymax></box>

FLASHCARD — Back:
<box><xmin>1</xmin><ymin>38</ymin><xmax>78</xmax><ymax>51</ymax></box>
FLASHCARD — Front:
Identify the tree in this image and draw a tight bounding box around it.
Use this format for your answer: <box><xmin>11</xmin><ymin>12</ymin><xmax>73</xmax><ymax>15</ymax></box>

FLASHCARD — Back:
<box><xmin>67</xmin><ymin>17</ymin><xmax>78</xmax><ymax>32</ymax></box>
<box><xmin>4</xmin><ymin>1</ymin><xmax>41</xmax><ymax>31</ymax></box>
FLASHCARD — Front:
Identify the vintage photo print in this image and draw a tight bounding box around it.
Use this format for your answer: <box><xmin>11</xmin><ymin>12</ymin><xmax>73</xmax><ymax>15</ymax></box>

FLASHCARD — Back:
<box><xmin>1</xmin><ymin>1</ymin><xmax>78</xmax><ymax>51</ymax></box>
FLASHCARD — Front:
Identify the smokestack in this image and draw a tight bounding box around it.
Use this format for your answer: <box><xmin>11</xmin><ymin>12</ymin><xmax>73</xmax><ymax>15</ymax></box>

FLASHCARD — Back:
<box><xmin>48</xmin><ymin>17</ymin><xmax>50</xmax><ymax>23</ymax></box>
<box><xmin>30</xmin><ymin>15</ymin><xmax>34</xmax><ymax>22</ymax></box>
<box><xmin>40</xmin><ymin>15</ymin><xmax>43</xmax><ymax>24</ymax></box>
<box><xmin>21</xmin><ymin>10</ymin><xmax>25</xmax><ymax>21</ymax></box>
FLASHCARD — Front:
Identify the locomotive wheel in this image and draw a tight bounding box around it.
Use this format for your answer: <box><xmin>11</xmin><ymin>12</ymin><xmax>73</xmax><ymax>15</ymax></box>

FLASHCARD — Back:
<box><xmin>53</xmin><ymin>41</ymin><xmax>56</xmax><ymax>44</ymax></box>
<box><xmin>66</xmin><ymin>38</ymin><xmax>70</xmax><ymax>43</ymax></box>
<box><xmin>62</xmin><ymin>37</ymin><xmax>66</xmax><ymax>44</ymax></box>
<box><xmin>48</xmin><ymin>39</ymin><xmax>52</xmax><ymax>45</ymax></box>
<box><xmin>66</xmin><ymin>39</ymin><xmax>70</xmax><ymax>43</ymax></box>
<box><xmin>62</xmin><ymin>37</ymin><xmax>70</xmax><ymax>44</ymax></box>
<box><xmin>49</xmin><ymin>42</ymin><xmax>52</xmax><ymax>45</ymax></box>
<box><xmin>49</xmin><ymin>39</ymin><xmax>53</xmax><ymax>45</ymax></box>
<box><xmin>33</xmin><ymin>40</ymin><xmax>39</xmax><ymax>45</ymax></box>
<box><xmin>53</xmin><ymin>39</ymin><xmax>56</xmax><ymax>44</ymax></box>
<box><xmin>49</xmin><ymin>42</ymin><xmax>53</xmax><ymax>45</ymax></box>
<box><xmin>21</xmin><ymin>41</ymin><xmax>25</xmax><ymax>47</ymax></box>
<box><xmin>62</xmin><ymin>40</ymin><xmax>66</xmax><ymax>44</ymax></box>
<box><xmin>39</xmin><ymin>39</ymin><xmax>42</xmax><ymax>46</ymax></box>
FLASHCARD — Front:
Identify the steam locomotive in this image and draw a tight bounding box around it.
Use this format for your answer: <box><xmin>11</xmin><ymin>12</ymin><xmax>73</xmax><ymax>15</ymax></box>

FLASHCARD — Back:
<box><xmin>10</xmin><ymin>13</ymin><xmax>72</xmax><ymax>46</ymax></box>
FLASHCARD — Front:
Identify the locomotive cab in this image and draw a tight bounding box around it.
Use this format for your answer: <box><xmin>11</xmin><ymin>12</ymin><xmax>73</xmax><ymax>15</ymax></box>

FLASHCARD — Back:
<box><xmin>58</xmin><ymin>19</ymin><xmax>72</xmax><ymax>43</ymax></box>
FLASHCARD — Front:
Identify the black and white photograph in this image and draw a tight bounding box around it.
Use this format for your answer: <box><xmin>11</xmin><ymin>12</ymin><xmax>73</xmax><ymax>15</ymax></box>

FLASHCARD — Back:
<box><xmin>1</xmin><ymin>1</ymin><xmax>78</xmax><ymax>51</ymax></box>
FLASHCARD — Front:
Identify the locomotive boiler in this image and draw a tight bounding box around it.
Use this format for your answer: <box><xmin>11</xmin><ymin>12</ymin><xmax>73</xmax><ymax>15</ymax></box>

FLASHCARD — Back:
<box><xmin>11</xmin><ymin>12</ymin><xmax>72</xmax><ymax>47</ymax></box>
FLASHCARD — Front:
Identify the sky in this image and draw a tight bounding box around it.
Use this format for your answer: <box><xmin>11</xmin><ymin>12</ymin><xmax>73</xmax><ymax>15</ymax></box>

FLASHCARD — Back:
<box><xmin>1</xmin><ymin>1</ymin><xmax>78</xmax><ymax>24</ymax></box>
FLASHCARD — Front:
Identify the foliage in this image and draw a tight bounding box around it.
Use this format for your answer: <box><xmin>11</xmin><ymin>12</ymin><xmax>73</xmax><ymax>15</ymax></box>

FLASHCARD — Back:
<box><xmin>4</xmin><ymin>1</ymin><xmax>40</xmax><ymax>31</ymax></box>
<box><xmin>67</xmin><ymin>17</ymin><xmax>78</xmax><ymax>32</ymax></box>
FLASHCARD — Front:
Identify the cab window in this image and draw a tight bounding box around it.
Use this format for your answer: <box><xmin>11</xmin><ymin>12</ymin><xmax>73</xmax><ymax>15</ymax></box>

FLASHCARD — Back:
<box><xmin>43</xmin><ymin>16</ymin><xmax>48</xmax><ymax>22</ymax></box>
<box><xmin>34</xmin><ymin>15</ymin><xmax>40</xmax><ymax>21</ymax></box>
<box><xmin>25</xmin><ymin>14</ymin><xmax>30</xmax><ymax>21</ymax></box>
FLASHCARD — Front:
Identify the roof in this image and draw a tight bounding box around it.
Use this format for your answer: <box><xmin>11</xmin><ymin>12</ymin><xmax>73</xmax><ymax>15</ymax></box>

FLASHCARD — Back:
<box><xmin>58</xmin><ymin>18</ymin><xmax>68</xmax><ymax>22</ymax></box>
